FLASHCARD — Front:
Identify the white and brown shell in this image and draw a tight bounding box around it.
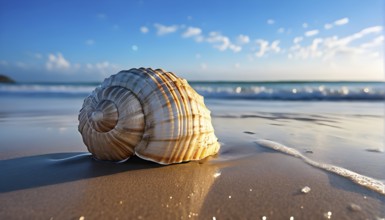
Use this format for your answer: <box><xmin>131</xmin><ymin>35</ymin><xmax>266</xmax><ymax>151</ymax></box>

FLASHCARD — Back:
<box><xmin>78</xmin><ymin>68</ymin><xmax>220</xmax><ymax>165</ymax></box>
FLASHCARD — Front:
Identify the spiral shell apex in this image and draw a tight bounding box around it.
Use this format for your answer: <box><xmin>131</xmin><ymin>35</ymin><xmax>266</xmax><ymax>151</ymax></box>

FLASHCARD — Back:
<box><xmin>78</xmin><ymin>68</ymin><xmax>220</xmax><ymax>165</ymax></box>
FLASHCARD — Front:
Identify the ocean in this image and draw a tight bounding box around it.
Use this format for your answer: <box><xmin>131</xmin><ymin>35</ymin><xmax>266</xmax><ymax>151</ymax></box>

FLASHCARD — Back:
<box><xmin>0</xmin><ymin>81</ymin><xmax>384</xmax><ymax>101</ymax></box>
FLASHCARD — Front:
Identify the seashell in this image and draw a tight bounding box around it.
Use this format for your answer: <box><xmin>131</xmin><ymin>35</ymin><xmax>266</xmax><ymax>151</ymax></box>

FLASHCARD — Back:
<box><xmin>78</xmin><ymin>67</ymin><xmax>220</xmax><ymax>165</ymax></box>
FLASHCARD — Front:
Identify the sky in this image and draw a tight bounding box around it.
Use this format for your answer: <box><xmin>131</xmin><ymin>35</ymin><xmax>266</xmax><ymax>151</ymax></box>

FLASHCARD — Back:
<box><xmin>0</xmin><ymin>0</ymin><xmax>384</xmax><ymax>82</ymax></box>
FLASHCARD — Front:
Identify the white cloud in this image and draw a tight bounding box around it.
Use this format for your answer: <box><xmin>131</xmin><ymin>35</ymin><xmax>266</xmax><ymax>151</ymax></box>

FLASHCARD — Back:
<box><xmin>46</xmin><ymin>53</ymin><xmax>70</xmax><ymax>71</ymax></box>
<box><xmin>360</xmin><ymin>35</ymin><xmax>384</xmax><ymax>49</ymax></box>
<box><xmin>289</xmin><ymin>38</ymin><xmax>324</xmax><ymax>59</ymax></box>
<box><xmin>324</xmin><ymin>17</ymin><xmax>350</xmax><ymax>30</ymax></box>
<box><xmin>359</xmin><ymin>26</ymin><xmax>383</xmax><ymax>35</ymax></box>
<box><xmin>7</xmin><ymin>51</ymin><xmax>120</xmax><ymax>78</ymax></box>
<box><xmin>289</xmin><ymin>26</ymin><xmax>384</xmax><ymax>61</ymax></box>
<box><xmin>86</xmin><ymin>61</ymin><xmax>116</xmax><ymax>70</ymax></box>
<box><xmin>255</xmin><ymin>40</ymin><xmax>269</xmax><ymax>57</ymax></box>
<box><xmin>206</xmin><ymin>32</ymin><xmax>241</xmax><ymax>52</ymax></box>
<box><xmin>140</xmin><ymin>26</ymin><xmax>149</xmax><ymax>34</ymax></box>
<box><xmin>149</xmin><ymin>23</ymin><xmax>243</xmax><ymax>52</ymax></box>
<box><xmin>332</xmin><ymin>26</ymin><xmax>383</xmax><ymax>46</ymax></box>
<box><xmin>206</xmin><ymin>32</ymin><xmax>228</xmax><ymax>51</ymax></box>
<box><xmin>270</xmin><ymin>40</ymin><xmax>281</xmax><ymax>53</ymax></box>
<box><xmin>310</xmin><ymin>38</ymin><xmax>323</xmax><ymax>56</ymax></box>
<box><xmin>334</xmin><ymin>17</ymin><xmax>349</xmax><ymax>26</ymax></box>
<box><xmin>154</xmin><ymin>23</ymin><xmax>178</xmax><ymax>35</ymax></box>
<box><xmin>255</xmin><ymin>39</ymin><xmax>280</xmax><ymax>57</ymax></box>
<box><xmin>237</xmin><ymin>34</ymin><xmax>250</xmax><ymax>44</ymax></box>
<box><xmin>267</xmin><ymin>19</ymin><xmax>275</xmax><ymax>25</ymax></box>
<box><xmin>95</xmin><ymin>61</ymin><xmax>110</xmax><ymax>69</ymax></box>
<box><xmin>85</xmin><ymin>61</ymin><xmax>119</xmax><ymax>76</ymax></box>
<box><xmin>293</xmin><ymin>36</ymin><xmax>303</xmax><ymax>44</ymax></box>
<box><xmin>302</xmin><ymin>23</ymin><xmax>308</xmax><ymax>28</ymax></box>
<box><xmin>85</xmin><ymin>39</ymin><xmax>95</xmax><ymax>46</ymax></box>
<box><xmin>229</xmin><ymin>44</ymin><xmax>242</xmax><ymax>53</ymax></box>
<box><xmin>182</xmin><ymin>26</ymin><xmax>202</xmax><ymax>38</ymax></box>
<box><xmin>305</xmin><ymin>29</ymin><xmax>319</xmax><ymax>37</ymax></box>
<box><xmin>324</xmin><ymin>23</ymin><xmax>333</xmax><ymax>30</ymax></box>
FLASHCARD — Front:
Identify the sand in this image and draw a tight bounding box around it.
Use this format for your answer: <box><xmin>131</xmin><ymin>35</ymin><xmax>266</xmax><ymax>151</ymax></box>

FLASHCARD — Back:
<box><xmin>0</xmin><ymin>125</ymin><xmax>384</xmax><ymax>219</ymax></box>
<box><xmin>0</xmin><ymin>98</ymin><xmax>384</xmax><ymax>219</ymax></box>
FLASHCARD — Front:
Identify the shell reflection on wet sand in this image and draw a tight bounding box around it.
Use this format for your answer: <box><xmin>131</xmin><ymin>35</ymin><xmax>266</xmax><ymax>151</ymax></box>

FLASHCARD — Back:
<box><xmin>77</xmin><ymin>160</ymin><xmax>220</xmax><ymax>219</ymax></box>
<box><xmin>78</xmin><ymin>67</ymin><xmax>220</xmax><ymax>165</ymax></box>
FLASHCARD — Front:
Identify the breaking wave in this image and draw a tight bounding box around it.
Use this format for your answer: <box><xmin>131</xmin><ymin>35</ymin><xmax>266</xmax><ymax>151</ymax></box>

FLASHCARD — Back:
<box><xmin>0</xmin><ymin>81</ymin><xmax>384</xmax><ymax>101</ymax></box>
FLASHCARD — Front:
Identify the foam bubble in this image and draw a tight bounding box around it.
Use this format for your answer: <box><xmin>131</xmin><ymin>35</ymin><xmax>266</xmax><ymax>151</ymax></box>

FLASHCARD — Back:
<box><xmin>255</xmin><ymin>139</ymin><xmax>385</xmax><ymax>195</ymax></box>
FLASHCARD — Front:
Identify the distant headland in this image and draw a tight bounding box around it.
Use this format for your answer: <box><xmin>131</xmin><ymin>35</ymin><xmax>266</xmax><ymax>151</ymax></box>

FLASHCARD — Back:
<box><xmin>0</xmin><ymin>74</ymin><xmax>15</xmax><ymax>83</ymax></box>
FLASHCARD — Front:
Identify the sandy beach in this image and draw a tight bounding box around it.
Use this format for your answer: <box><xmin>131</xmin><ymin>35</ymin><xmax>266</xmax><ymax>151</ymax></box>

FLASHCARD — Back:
<box><xmin>0</xmin><ymin>95</ymin><xmax>384</xmax><ymax>219</ymax></box>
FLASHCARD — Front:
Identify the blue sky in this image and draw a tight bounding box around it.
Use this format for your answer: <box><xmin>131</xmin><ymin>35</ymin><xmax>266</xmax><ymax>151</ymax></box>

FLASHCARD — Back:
<box><xmin>0</xmin><ymin>0</ymin><xmax>383</xmax><ymax>82</ymax></box>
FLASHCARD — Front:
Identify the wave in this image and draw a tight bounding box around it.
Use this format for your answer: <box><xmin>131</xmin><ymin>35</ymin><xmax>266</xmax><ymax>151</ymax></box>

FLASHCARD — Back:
<box><xmin>0</xmin><ymin>82</ymin><xmax>384</xmax><ymax>101</ymax></box>
<box><xmin>193</xmin><ymin>82</ymin><xmax>385</xmax><ymax>101</ymax></box>
<box><xmin>0</xmin><ymin>83</ymin><xmax>95</xmax><ymax>98</ymax></box>
<box><xmin>255</xmin><ymin>139</ymin><xmax>385</xmax><ymax>195</ymax></box>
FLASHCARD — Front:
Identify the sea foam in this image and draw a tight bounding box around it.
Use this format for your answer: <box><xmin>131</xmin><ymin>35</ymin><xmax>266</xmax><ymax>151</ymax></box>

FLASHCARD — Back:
<box><xmin>255</xmin><ymin>139</ymin><xmax>385</xmax><ymax>195</ymax></box>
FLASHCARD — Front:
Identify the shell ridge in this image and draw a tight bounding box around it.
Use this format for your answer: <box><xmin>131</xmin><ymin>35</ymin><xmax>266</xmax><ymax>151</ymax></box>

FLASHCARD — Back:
<box><xmin>103</xmin><ymin>132</ymin><xmax>130</xmax><ymax>160</ymax></box>
<box><xmin>143</xmin><ymin>71</ymin><xmax>176</xmax><ymax>159</ymax></box>
<box><xmin>178</xmin><ymin>79</ymin><xmax>197</xmax><ymax>162</ymax></box>
<box><xmin>134</xmin><ymin>69</ymin><xmax>171</xmax><ymax>153</ymax></box>
<box><xmin>154</xmin><ymin>70</ymin><xmax>196</xmax><ymax>163</ymax></box>
<box><xmin>154</xmin><ymin>71</ymin><xmax>182</xmax><ymax>163</ymax></box>
<box><xmin>166</xmin><ymin>77</ymin><xmax>191</xmax><ymax>163</ymax></box>
<box><xmin>133</xmin><ymin>68</ymin><xmax>176</xmax><ymax>162</ymax></box>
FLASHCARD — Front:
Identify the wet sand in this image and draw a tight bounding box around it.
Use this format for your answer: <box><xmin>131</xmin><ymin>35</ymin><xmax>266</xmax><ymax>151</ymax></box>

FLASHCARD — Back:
<box><xmin>0</xmin><ymin>98</ymin><xmax>384</xmax><ymax>219</ymax></box>
<box><xmin>1</xmin><ymin>126</ymin><xmax>384</xmax><ymax>219</ymax></box>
